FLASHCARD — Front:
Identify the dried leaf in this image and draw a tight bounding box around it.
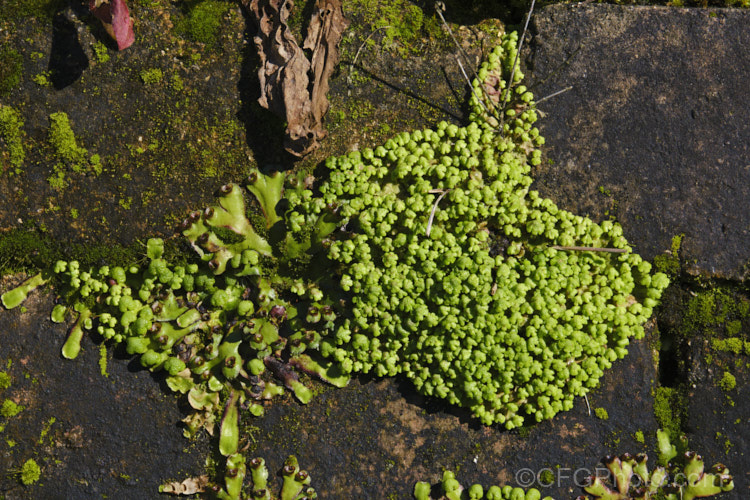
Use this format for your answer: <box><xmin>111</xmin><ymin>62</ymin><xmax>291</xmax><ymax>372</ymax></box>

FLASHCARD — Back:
<box><xmin>89</xmin><ymin>0</ymin><xmax>135</xmax><ymax>50</ymax></box>
<box><xmin>303</xmin><ymin>0</ymin><xmax>347</xmax><ymax>131</ymax></box>
<box><xmin>245</xmin><ymin>0</ymin><xmax>347</xmax><ymax>156</ymax></box>
<box><xmin>159</xmin><ymin>475</ymin><xmax>209</xmax><ymax>495</ymax></box>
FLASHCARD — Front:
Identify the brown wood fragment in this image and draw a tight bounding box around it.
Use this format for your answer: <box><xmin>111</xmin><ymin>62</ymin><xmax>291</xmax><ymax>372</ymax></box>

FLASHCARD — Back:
<box><xmin>245</xmin><ymin>0</ymin><xmax>348</xmax><ymax>157</ymax></box>
<box><xmin>159</xmin><ymin>475</ymin><xmax>209</xmax><ymax>495</ymax></box>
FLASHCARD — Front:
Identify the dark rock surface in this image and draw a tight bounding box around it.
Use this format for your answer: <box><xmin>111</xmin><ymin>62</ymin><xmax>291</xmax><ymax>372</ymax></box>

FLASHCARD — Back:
<box><xmin>0</xmin><ymin>274</ymin><xmax>208</xmax><ymax>500</ymax></box>
<box><xmin>529</xmin><ymin>4</ymin><xmax>750</xmax><ymax>281</ymax></box>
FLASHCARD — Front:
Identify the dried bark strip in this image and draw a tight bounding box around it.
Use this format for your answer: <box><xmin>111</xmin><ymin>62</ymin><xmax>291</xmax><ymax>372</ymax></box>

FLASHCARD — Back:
<box><xmin>245</xmin><ymin>0</ymin><xmax>348</xmax><ymax>157</ymax></box>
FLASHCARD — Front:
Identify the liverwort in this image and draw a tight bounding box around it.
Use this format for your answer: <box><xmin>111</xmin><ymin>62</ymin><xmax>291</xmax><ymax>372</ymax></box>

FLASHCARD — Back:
<box><xmin>218</xmin><ymin>391</ymin><xmax>239</xmax><ymax>457</ymax></box>
<box><xmin>245</xmin><ymin>170</ymin><xmax>285</xmax><ymax>228</ymax></box>
<box><xmin>1</xmin><ymin>273</ymin><xmax>47</xmax><ymax>309</ymax></box>
<box><xmin>62</xmin><ymin>302</ymin><xmax>92</xmax><ymax>359</ymax></box>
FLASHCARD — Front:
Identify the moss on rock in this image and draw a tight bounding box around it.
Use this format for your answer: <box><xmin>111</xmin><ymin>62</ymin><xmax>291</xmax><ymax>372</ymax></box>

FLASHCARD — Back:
<box><xmin>0</xmin><ymin>104</ymin><xmax>25</xmax><ymax>174</ymax></box>
<box><xmin>0</xmin><ymin>45</ymin><xmax>22</xmax><ymax>95</ymax></box>
<box><xmin>653</xmin><ymin>386</ymin><xmax>687</xmax><ymax>441</ymax></box>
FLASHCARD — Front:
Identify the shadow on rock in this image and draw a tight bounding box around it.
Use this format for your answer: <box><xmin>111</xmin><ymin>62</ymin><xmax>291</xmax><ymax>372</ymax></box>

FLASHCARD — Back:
<box><xmin>49</xmin><ymin>10</ymin><xmax>89</xmax><ymax>90</ymax></box>
<box><xmin>236</xmin><ymin>5</ymin><xmax>300</xmax><ymax>169</ymax></box>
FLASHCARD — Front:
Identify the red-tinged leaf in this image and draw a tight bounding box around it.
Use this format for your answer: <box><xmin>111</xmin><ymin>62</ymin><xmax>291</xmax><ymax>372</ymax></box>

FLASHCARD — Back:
<box><xmin>110</xmin><ymin>0</ymin><xmax>135</xmax><ymax>50</ymax></box>
<box><xmin>89</xmin><ymin>0</ymin><xmax>135</xmax><ymax>50</ymax></box>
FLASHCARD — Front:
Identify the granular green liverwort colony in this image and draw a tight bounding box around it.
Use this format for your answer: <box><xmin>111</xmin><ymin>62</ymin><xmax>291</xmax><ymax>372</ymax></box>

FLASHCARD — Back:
<box><xmin>1</xmin><ymin>32</ymin><xmax>671</xmax><ymax>495</ymax></box>
<box><xmin>414</xmin><ymin>430</ymin><xmax>734</xmax><ymax>500</ymax></box>
<box><xmin>287</xmin><ymin>32</ymin><xmax>669</xmax><ymax>428</ymax></box>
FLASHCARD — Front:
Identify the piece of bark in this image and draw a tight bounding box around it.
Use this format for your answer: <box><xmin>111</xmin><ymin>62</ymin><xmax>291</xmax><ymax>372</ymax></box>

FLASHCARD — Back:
<box><xmin>159</xmin><ymin>475</ymin><xmax>209</xmax><ymax>495</ymax></box>
<box><xmin>246</xmin><ymin>0</ymin><xmax>348</xmax><ymax>157</ymax></box>
<box><xmin>303</xmin><ymin>0</ymin><xmax>347</xmax><ymax>151</ymax></box>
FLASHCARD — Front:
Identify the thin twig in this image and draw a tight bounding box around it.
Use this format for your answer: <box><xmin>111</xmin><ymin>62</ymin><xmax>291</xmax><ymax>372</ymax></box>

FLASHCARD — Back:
<box><xmin>348</xmin><ymin>26</ymin><xmax>391</xmax><ymax>87</ymax></box>
<box><xmin>434</xmin><ymin>3</ymin><xmax>476</xmax><ymax>80</ymax></box>
<box><xmin>535</xmin><ymin>85</ymin><xmax>573</xmax><ymax>104</ymax></box>
<box><xmin>584</xmin><ymin>394</ymin><xmax>591</xmax><ymax>416</ymax></box>
<box><xmin>500</xmin><ymin>0</ymin><xmax>536</xmax><ymax>127</ymax></box>
<box><xmin>426</xmin><ymin>189</ymin><xmax>451</xmax><ymax>237</ymax></box>
<box><xmin>434</xmin><ymin>2</ymin><xmax>496</xmax><ymax>116</ymax></box>
<box><xmin>527</xmin><ymin>45</ymin><xmax>582</xmax><ymax>93</ymax></box>
<box><xmin>455</xmin><ymin>55</ymin><xmax>490</xmax><ymax>115</ymax></box>
<box><xmin>550</xmin><ymin>245</ymin><xmax>628</xmax><ymax>254</ymax></box>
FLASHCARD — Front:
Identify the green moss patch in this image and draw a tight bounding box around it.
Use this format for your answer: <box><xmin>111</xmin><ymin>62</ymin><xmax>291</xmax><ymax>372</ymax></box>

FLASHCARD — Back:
<box><xmin>1</xmin><ymin>399</ymin><xmax>24</xmax><ymax>418</ymax></box>
<box><xmin>47</xmin><ymin>112</ymin><xmax>103</xmax><ymax>190</ymax></box>
<box><xmin>0</xmin><ymin>0</ymin><xmax>66</xmax><ymax>21</ymax></box>
<box><xmin>718</xmin><ymin>371</ymin><xmax>736</xmax><ymax>391</ymax></box>
<box><xmin>653</xmin><ymin>386</ymin><xmax>687</xmax><ymax>441</ymax></box>
<box><xmin>653</xmin><ymin>234</ymin><xmax>682</xmax><ymax>276</ymax></box>
<box><xmin>140</xmin><ymin>68</ymin><xmax>164</xmax><ymax>85</ymax></box>
<box><xmin>18</xmin><ymin>458</ymin><xmax>41</xmax><ymax>485</ymax></box>
<box><xmin>0</xmin><ymin>104</ymin><xmax>25</xmax><ymax>175</ymax></box>
<box><xmin>179</xmin><ymin>0</ymin><xmax>231</xmax><ymax>46</ymax></box>
<box><xmin>0</xmin><ymin>45</ymin><xmax>22</xmax><ymax>95</ymax></box>
<box><xmin>680</xmin><ymin>287</ymin><xmax>749</xmax><ymax>339</ymax></box>
<box><xmin>342</xmin><ymin>0</ymin><xmax>446</xmax><ymax>57</ymax></box>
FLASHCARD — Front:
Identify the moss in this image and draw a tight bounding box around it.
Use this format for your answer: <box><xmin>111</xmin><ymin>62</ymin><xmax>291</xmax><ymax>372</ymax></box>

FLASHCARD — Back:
<box><xmin>47</xmin><ymin>170</ymin><xmax>66</xmax><ymax>189</ymax></box>
<box><xmin>170</xmin><ymin>74</ymin><xmax>184</xmax><ymax>92</ymax></box>
<box><xmin>0</xmin><ymin>0</ymin><xmax>66</xmax><ymax>21</ymax></box>
<box><xmin>48</xmin><ymin>112</ymin><xmax>91</xmax><ymax>174</ymax></box>
<box><xmin>181</xmin><ymin>0</ymin><xmax>231</xmax><ymax>46</ymax></box>
<box><xmin>140</xmin><ymin>68</ymin><xmax>164</xmax><ymax>85</ymax></box>
<box><xmin>99</xmin><ymin>344</ymin><xmax>109</xmax><ymax>378</ymax></box>
<box><xmin>32</xmin><ymin>71</ymin><xmax>52</xmax><ymax>87</ymax></box>
<box><xmin>18</xmin><ymin>458</ymin><xmax>41</xmax><ymax>485</ymax></box>
<box><xmin>92</xmin><ymin>41</ymin><xmax>110</xmax><ymax>63</ymax></box>
<box><xmin>0</xmin><ymin>371</ymin><xmax>10</xmax><ymax>391</ymax></box>
<box><xmin>1</xmin><ymin>399</ymin><xmax>23</xmax><ymax>418</ymax></box>
<box><xmin>211</xmin><ymin>226</ymin><xmax>248</xmax><ymax>246</ymax></box>
<box><xmin>594</xmin><ymin>407</ymin><xmax>609</xmax><ymax>420</ymax></box>
<box><xmin>0</xmin><ymin>104</ymin><xmax>25</xmax><ymax>174</ymax></box>
<box><xmin>343</xmin><ymin>0</ymin><xmax>448</xmax><ymax>58</ymax></box>
<box><xmin>538</xmin><ymin>468</ymin><xmax>555</xmax><ymax>486</ymax></box>
<box><xmin>634</xmin><ymin>430</ymin><xmax>645</xmax><ymax>443</ymax></box>
<box><xmin>182</xmin><ymin>117</ymin><xmax>244</xmax><ymax>179</ymax></box>
<box><xmin>653</xmin><ymin>234</ymin><xmax>682</xmax><ymax>276</ymax></box>
<box><xmin>0</xmin><ymin>225</ymin><xmax>147</xmax><ymax>277</ymax></box>
<box><xmin>726</xmin><ymin>319</ymin><xmax>742</xmax><ymax>336</ymax></box>
<box><xmin>38</xmin><ymin>416</ymin><xmax>56</xmax><ymax>445</ymax></box>
<box><xmin>0</xmin><ymin>228</ymin><xmax>54</xmax><ymax>274</ymax></box>
<box><xmin>680</xmin><ymin>287</ymin><xmax>746</xmax><ymax>338</ymax></box>
<box><xmin>686</xmin><ymin>292</ymin><xmax>717</xmax><ymax>329</ymax></box>
<box><xmin>0</xmin><ymin>45</ymin><xmax>23</xmax><ymax>95</ymax></box>
<box><xmin>718</xmin><ymin>371</ymin><xmax>736</xmax><ymax>391</ymax></box>
<box><xmin>653</xmin><ymin>386</ymin><xmax>686</xmax><ymax>441</ymax></box>
<box><xmin>119</xmin><ymin>196</ymin><xmax>133</xmax><ymax>210</ymax></box>
<box><xmin>712</xmin><ymin>337</ymin><xmax>744</xmax><ymax>354</ymax></box>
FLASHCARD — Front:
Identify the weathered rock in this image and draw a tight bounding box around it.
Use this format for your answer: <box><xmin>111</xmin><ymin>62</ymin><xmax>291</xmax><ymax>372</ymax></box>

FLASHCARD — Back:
<box><xmin>529</xmin><ymin>4</ymin><xmax>750</xmax><ymax>281</ymax></box>
<box><xmin>0</xmin><ymin>275</ymin><xmax>207</xmax><ymax>499</ymax></box>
